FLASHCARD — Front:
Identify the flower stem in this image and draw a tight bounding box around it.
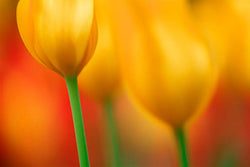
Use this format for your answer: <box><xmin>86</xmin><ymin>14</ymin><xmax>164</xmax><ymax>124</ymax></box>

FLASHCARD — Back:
<box><xmin>175</xmin><ymin>127</ymin><xmax>189</xmax><ymax>167</ymax></box>
<box><xmin>104</xmin><ymin>98</ymin><xmax>122</xmax><ymax>167</ymax></box>
<box><xmin>65</xmin><ymin>76</ymin><xmax>90</xmax><ymax>167</ymax></box>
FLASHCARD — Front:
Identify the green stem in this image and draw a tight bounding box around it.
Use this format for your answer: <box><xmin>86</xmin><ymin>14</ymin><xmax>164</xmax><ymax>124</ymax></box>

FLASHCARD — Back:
<box><xmin>65</xmin><ymin>77</ymin><xmax>90</xmax><ymax>167</ymax></box>
<box><xmin>175</xmin><ymin>128</ymin><xmax>189</xmax><ymax>167</ymax></box>
<box><xmin>104</xmin><ymin>98</ymin><xmax>122</xmax><ymax>167</ymax></box>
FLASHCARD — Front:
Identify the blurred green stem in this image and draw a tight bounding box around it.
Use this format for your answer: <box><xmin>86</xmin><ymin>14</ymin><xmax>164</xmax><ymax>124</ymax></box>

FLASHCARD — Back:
<box><xmin>65</xmin><ymin>77</ymin><xmax>90</xmax><ymax>167</ymax></box>
<box><xmin>175</xmin><ymin>127</ymin><xmax>189</xmax><ymax>167</ymax></box>
<box><xmin>104</xmin><ymin>98</ymin><xmax>122</xmax><ymax>167</ymax></box>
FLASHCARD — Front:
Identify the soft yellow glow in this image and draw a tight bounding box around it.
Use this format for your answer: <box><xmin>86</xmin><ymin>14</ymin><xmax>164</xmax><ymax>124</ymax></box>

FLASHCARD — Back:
<box><xmin>230</xmin><ymin>0</ymin><xmax>250</xmax><ymax>93</ymax></box>
<box><xmin>190</xmin><ymin>0</ymin><xmax>250</xmax><ymax>94</ymax></box>
<box><xmin>113</xmin><ymin>0</ymin><xmax>218</xmax><ymax>127</ymax></box>
<box><xmin>17</xmin><ymin>0</ymin><xmax>97</xmax><ymax>77</ymax></box>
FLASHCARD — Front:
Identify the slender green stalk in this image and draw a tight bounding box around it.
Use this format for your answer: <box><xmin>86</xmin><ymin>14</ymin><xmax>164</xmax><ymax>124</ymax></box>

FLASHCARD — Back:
<box><xmin>65</xmin><ymin>77</ymin><xmax>90</xmax><ymax>167</ymax></box>
<box><xmin>175</xmin><ymin>127</ymin><xmax>189</xmax><ymax>167</ymax></box>
<box><xmin>104</xmin><ymin>98</ymin><xmax>122</xmax><ymax>167</ymax></box>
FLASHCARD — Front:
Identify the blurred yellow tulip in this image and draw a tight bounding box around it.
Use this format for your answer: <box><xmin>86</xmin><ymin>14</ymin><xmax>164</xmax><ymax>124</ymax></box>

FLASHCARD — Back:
<box><xmin>229</xmin><ymin>0</ymin><xmax>250</xmax><ymax>93</ymax></box>
<box><xmin>79</xmin><ymin>0</ymin><xmax>119</xmax><ymax>102</ymax></box>
<box><xmin>113</xmin><ymin>0</ymin><xmax>218</xmax><ymax>128</ymax></box>
<box><xmin>189</xmin><ymin>0</ymin><xmax>250</xmax><ymax>94</ymax></box>
<box><xmin>16</xmin><ymin>0</ymin><xmax>98</xmax><ymax>77</ymax></box>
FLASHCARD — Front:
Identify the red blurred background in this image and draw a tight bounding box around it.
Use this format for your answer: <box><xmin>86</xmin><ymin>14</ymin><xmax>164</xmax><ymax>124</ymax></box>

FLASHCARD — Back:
<box><xmin>0</xmin><ymin>0</ymin><xmax>250</xmax><ymax>167</ymax></box>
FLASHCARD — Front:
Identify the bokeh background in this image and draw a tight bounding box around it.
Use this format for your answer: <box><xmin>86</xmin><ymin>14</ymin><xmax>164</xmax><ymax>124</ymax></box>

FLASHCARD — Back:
<box><xmin>1</xmin><ymin>0</ymin><xmax>250</xmax><ymax>167</ymax></box>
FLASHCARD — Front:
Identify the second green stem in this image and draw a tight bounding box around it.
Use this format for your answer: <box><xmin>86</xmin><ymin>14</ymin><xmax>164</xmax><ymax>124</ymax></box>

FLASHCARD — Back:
<box><xmin>104</xmin><ymin>98</ymin><xmax>122</xmax><ymax>167</ymax></box>
<box><xmin>175</xmin><ymin>127</ymin><xmax>189</xmax><ymax>167</ymax></box>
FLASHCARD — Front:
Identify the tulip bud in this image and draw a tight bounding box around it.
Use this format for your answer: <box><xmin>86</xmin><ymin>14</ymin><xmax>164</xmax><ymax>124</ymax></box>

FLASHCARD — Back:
<box><xmin>17</xmin><ymin>0</ymin><xmax>98</xmax><ymax>77</ymax></box>
<box><xmin>79</xmin><ymin>0</ymin><xmax>119</xmax><ymax>102</ymax></box>
<box><xmin>114</xmin><ymin>0</ymin><xmax>218</xmax><ymax>127</ymax></box>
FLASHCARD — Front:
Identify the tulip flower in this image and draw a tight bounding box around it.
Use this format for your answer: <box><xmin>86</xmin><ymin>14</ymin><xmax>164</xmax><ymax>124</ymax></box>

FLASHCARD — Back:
<box><xmin>226</xmin><ymin>0</ymin><xmax>250</xmax><ymax>94</ymax></box>
<box><xmin>115</xmin><ymin>0</ymin><xmax>218</xmax><ymax>133</ymax></box>
<box><xmin>188</xmin><ymin>0</ymin><xmax>249</xmax><ymax>94</ymax></box>
<box><xmin>78</xmin><ymin>1</ymin><xmax>119</xmax><ymax>102</ymax></box>
<box><xmin>78</xmin><ymin>0</ymin><xmax>121</xmax><ymax>166</ymax></box>
<box><xmin>17</xmin><ymin>0</ymin><xmax>97</xmax><ymax>77</ymax></box>
<box><xmin>112</xmin><ymin>0</ymin><xmax>218</xmax><ymax>166</ymax></box>
<box><xmin>16</xmin><ymin>0</ymin><xmax>98</xmax><ymax>166</ymax></box>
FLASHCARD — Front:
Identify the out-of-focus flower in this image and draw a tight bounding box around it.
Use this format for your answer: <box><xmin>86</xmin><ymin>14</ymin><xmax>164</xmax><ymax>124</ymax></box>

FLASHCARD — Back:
<box><xmin>189</xmin><ymin>0</ymin><xmax>250</xmax><ymax>95</ymax></box>
<box><xmin>112</xmin><ymin>0</ymin><xmax>218</xmax><ymax>128</ymax></box>
<box><xmin>228</xmin><ymin>0</ymin><xmax>250</xmax><ymax>94</ymax></box>
<box><xmin>189</xmin><ymin>1</ymin><xmax>250</xmax><ymax>166</ymax></box>
<box><xmin>16</xmin><ymin>0</ymin><xmax>98</xmax><ymax>77</ymax></box>
<box><xmin>79</xmin><ymin>0</ymin><xmax>119</xmax><ymax>102</ymax></box>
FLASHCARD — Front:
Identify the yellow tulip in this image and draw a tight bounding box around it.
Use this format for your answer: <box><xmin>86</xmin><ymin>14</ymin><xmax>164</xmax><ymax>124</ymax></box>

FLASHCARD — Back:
<box><xmin>189</xmin><ymin>0</ymin><xmax>250</xmax><ymax>94</ymax></box>
<box><xmin>228</xmin><ymin>0</ymin><xmax>250</xmax><ymax>93</ymax></box>
<box><xmin>16</xmin><ymin>1</ymin><xmax>98</xmax><ymax>166</ymax></box>
<box><xmin>79</xmin><ymin>0</ymin><xmax>119</xmax><ymax>101</ymax></box>
<box><xmin>16</xmin><ymin>0</ymin><xmax>98</xmax><ymax>77</ymax></box>
<box><xmin>113</xmin><ymin>0</ymin><xmax>218</xmax><ymax>128</ymax></box>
